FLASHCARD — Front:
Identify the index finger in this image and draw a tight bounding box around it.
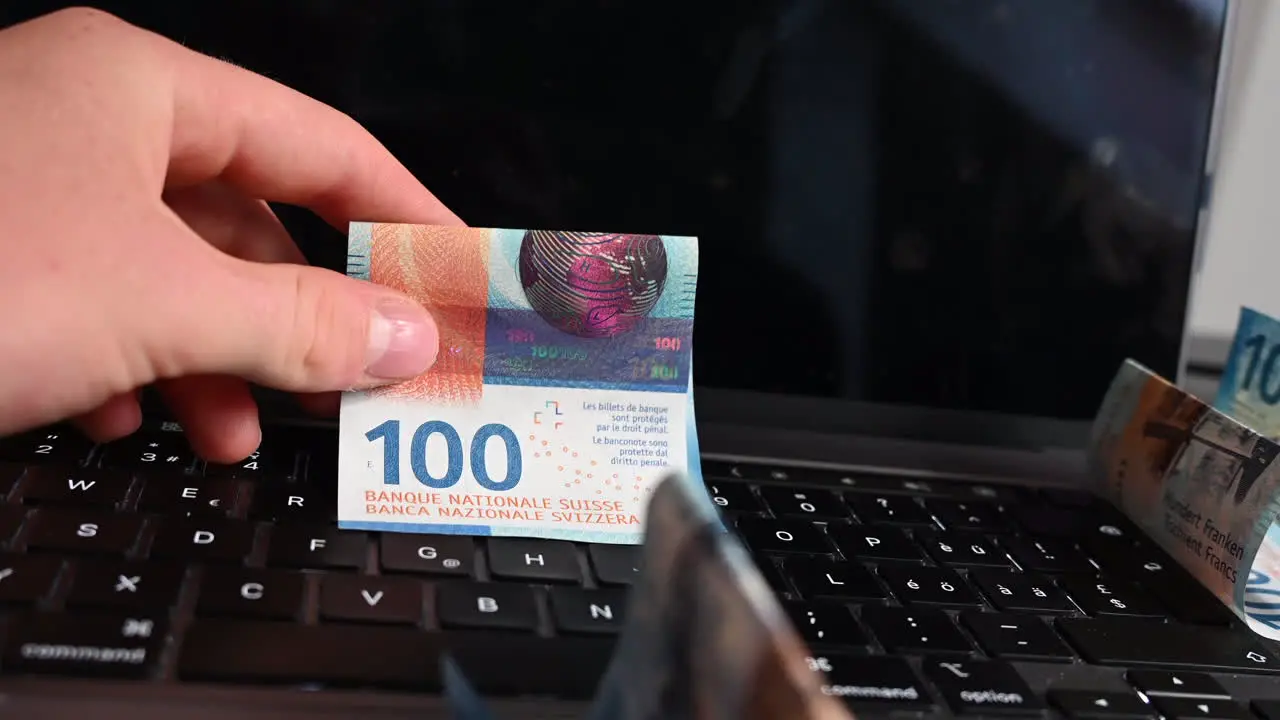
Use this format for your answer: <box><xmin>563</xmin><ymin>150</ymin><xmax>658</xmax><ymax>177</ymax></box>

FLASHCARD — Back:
<box><xmin>158</xmin><ymin>35</ymin><xmax>462</xmax><ymax>229</ymax></box>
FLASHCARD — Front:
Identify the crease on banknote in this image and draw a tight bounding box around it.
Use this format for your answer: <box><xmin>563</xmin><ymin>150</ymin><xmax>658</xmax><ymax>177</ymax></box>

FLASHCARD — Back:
<box><xmin>1091</xmin><ymin>357</ymin><xmax>1280</xmax><ymax>639</ymax></box>
<box><xmin>439</xmin><ymin>474</ymin><xmax>853</xmax><ymax>719</ymax></box>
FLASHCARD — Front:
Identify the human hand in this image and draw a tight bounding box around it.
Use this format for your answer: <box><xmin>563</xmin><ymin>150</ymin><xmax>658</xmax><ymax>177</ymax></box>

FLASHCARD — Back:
<box><xmin>0</xmin><ymin>8</ymin><xmax>458</xmax><ymax>461</ymax></box>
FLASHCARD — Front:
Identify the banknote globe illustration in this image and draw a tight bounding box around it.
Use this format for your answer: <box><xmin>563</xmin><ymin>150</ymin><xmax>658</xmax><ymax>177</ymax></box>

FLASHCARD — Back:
<box><xmin>518</xmin><ymin>231</ymin><xmax>668</xmax><ymax>338</ymax></box>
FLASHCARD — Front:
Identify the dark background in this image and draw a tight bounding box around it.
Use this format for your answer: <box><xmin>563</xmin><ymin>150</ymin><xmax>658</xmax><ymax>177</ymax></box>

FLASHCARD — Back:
<box><xmin>1</xmin><ymin>0</ymin><xmax>1228</xmax><ymax>421</ymax></box>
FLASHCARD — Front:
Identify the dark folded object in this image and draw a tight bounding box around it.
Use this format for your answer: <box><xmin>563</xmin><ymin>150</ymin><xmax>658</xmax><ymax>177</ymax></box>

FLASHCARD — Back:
<box><xmin>440</xmin><ymin>472</ymin><xmax>853</xmax><ymax>719</ymax></box>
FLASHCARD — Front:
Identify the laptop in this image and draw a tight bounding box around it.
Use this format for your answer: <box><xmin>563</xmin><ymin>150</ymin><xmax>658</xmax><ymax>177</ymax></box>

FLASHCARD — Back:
<box><xmin>0</xmin><ymin>0</ymin><xmax>1262</xmax><ymax>717</ymax></box>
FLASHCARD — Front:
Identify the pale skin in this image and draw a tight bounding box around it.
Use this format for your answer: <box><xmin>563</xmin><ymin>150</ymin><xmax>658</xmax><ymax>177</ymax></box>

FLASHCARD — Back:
<box><xmin>0</xmin><ymin>8</ymin><xmax>453</xmax><ymax>462</ymax></box>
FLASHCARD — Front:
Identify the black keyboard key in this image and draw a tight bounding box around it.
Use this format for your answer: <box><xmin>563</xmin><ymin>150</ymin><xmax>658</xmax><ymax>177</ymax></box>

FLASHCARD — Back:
<box><xmin>916</xmin><ymin>530</ymin><xmax>1012</xmax><ymax>568</ymax></box>
<box><xmin>922</xmin><ymin>658</ymin><xmax>1044</xmax><ymax>714</ymax></box>
<box><xmin>207</xmin><ymin>441</ymin><xmax>293</xmax><ymax>481</ymax></box>
<box><xmin>1126</xmin><ymin>670</ymin><xmax>1227</xmax><ymax>698</ymax></box>
<box><xmin>0</xmin><ymin>503</ymin><xmax>26</xmax><ymax>545</ymax></box>
<box><xmin>98</xmin><ymin>432</ymin><xmax>196</xmax><ymax>473</ymax></box>
<box><xmin>178</xmin><ymin>619</ymin><xmax>442</xmax><ymax>690</ymax></box>
<box><xmin>785</xmin><ymin>601</ymin><xmax>870</xmax><ymax>649</ymax></box>
<box><xmin>250</xmin><ymin>484</ymin><xmax>332</xmax><ymax>521</ymax></box>
<box><xmin>758</xmin><ymin>486</ymin><xmax>848</xmax><ymax>520</ymax></box>
<box><xmin>587</xmin><ymin>543</ymin><xmax>639</xmax><ymax>586</ymax></box>
<box><xmin>0</xmin><ymin>553</ymin><xmax>62</xmax><ymax>604</ymax></box>
<box><xmin>1151</xmin><ymin>698</ymin><xmax>1252</xmax><ymax>720</ymax></box>
<box><xmin>150</xmin><ymin>518</ymin><xmax>255</xmax><ymax>563</ymax></box>
<box><xmin>446</xmin><ymin>633</ymin><xmax>612</xmax><ymax>699</ymax></box>
<box><xmin>704</xmin><ymin>481</ymin><xmax>762</xmax><ymax>513</ymax></box>
<box><xmin>319</xmin><ymin>574</ymin><xmax>423</xmax><ymax>625</ymax></box>
<box><xmin>1254</xmin><ymin>701</ymin><xmax>1280</xmax><ymax>720</ymax></box>
<box><xmin>1088</xmin><ymin>543</ymin><xmax>1176</xmax><ymax>577</ymax></box>
<box><xmin>136</xmin><ymin>477</ymin><xmax>237</xmax><ymax>518</ymax></box>
<box><xmin>1040</xmin><ymin>488</ymin><xmax>1098</xmax><ymax>506</ymax></box>
<box><xmin>20</xmin><ymin>467</ymin><xmax>132</xmax><ymax>508</ymax></box>
<box><xmin>879</xmin><ymin>566</ymin><xmax>981</xmax><ymax>607</ymax></box>
<box><xmin>548</xmin><ymin>587</ymin><xmax>627</xmax><ymax>635</ymax></box>
<box><xmin>302</xmin><ymin>444</ymin><xmax>338</xmax><ymax>486</ymax></box>
<box><xmin>735</xmin><ymin>517</ymin><xmax>830</xmax><ymax>554</ymax></box>
<box><xmin>1002</xmin><ymin>536</ymin><xmax>1095</xmax><ymax>573</ymax></box>
<box><xmin>0</xmin><ymin>427</ymin><xmax>93</xmax><ymax>465</ymax></box>
<box><xmin>1057</xmin><ymin>617</ymin><xmax>1280</xmax><ymax>672</ymax></box>
<box><xmin>969</xmin><ymin>569</ymin><xmax>1079</xmax><ymax>614</ymax></box>
<box><xmin>267</xmin><ymin>524</ymin><xmax>366</xmax><ymax>570</ymax></box>
<box><xmin>753</xmin><ymin>556</ymin><xmax>795</xmax><ymax>595</ymax></box>
<box><xmin>0</xmin><ymin>462</ymin><xmax>24</xmax><ymax>497</ymax></box>
<box><xmin>1090</xmin><ymin>546</ymin><xmax>1234</xmax><ymax>625</ymax></box>
<box><xmin>847</xmin><ymin>495</ymin><xmax>936</xmax><ymax>526</ymax></box>
<box><xmin>860</xmin><ymin>605</ymin><xmax>974</xmax><ymax>655</ymax></box>
<box><xmin>66</xmin><ymin>560</ymin><xmax>184</xmax><ymax>610</ymax></box>
<box><xmin>436</xmin><ymin>581</ymin><xmax>538</xmax><ymax>632</ymax></box>
<box><xmin>197</xmin><ymin>567</ymin><xmax>305</xmax><ymax>620</ymax></box>
<box><xmin>804</xmin><ymin>654</ymin><xmax>933</xmax><ymax>710</ymax></box>
<box><xmin>1058</xmin><ymin>576</ymin><xmax>1164</xmax><ymax>618</ymax></box>
<box><xmin>25</xmin><ymin>508</ymin><xmax>144</xmax><ymax>555</ymax></box>
<box><xmin>785</xmin><ymin>558</ymin><xmax>885</xmax><ymax>601</ymax></box>
<box><xmin>487</xmin><ymin>538</ymin><xmax>580</xmax><ymax>583</ymax></box>
<box><xmin>828</xmin><ymin>524</ymin><xmax>924</xmax><ymax>562</ymax></box>
<box><xmin>960</xmin><ymin>612</ymin><xmax>1075</xmax><ymax>661</ymax></box>
<box><xmin>1018</xmin><ymin>501</ymin><xmax>1141</xmax><ymax>545</ymax></box>
<box><xmin>1008</xmin><ymin>503</ymin><xmax>1094</xmax><ymax>538</ymax></box>
<box><xmin>2</xmin><ymin>612</ymin><xmax>167</xmax><ymax>678</ymax></box>
<box><xmin>379</xmin><ymin>534</ymin><xmax>474</xmax><ymax>577</ymax></box>
<box><xmin>1049</xmin><ymin>690</ymin><xmax>1155</xmax><ymax>719</ymax></box>
<box><xmin>1143</xmin><ymin>576</ymin><xmax>1235</xmax><ymax>626</ymax></box>
<box><xmin>927</xmin><ymin>500</ymin><xmax>1010</xmax><ymax>532</ymax></box>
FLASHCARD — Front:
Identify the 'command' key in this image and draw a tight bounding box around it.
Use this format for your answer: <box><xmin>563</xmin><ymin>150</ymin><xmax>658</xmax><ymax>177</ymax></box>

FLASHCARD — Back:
<box><xmin>805</xmin><ymin>653</ymin><xmax>934</xmax><ymax>710</ymax></box>
<box><xmin>2</xmin><ymin>612</ymin><xmax>167</xmax><ymax>678</ymax></box>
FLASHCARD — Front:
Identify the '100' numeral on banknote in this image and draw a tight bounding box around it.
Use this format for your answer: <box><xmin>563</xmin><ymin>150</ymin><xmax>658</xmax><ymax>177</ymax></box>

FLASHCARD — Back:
<box><xmin>338</xmin><ymin>224</ymin><xmax>701</xmax><ymax>544</ymax></box>
<box><xmin>1216</xmin><ymin>306</ymin><xmax>1280</xmax><ymax>439</ymax></box>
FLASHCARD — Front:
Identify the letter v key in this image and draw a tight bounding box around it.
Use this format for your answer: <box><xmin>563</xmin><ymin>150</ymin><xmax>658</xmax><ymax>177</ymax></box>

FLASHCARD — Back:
<box><xmin>361</xmin><ymin>589</ymin><xmax>384</xmax><ymax>606</ymax></box>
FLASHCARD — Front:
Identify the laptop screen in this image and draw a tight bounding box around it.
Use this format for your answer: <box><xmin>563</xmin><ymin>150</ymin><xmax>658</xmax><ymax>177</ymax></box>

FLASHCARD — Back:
<box><xmin>3</xmin><ymin>0</ymin><xmax>1230</xmax><ymax>423</ymax></box>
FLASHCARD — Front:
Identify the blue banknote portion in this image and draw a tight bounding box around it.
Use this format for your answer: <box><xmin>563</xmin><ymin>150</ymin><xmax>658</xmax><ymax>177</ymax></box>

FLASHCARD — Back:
<box><xmin>1217</xmin><ymin>307</ymin><xmax>1280</xmax><ymax>438</ymax></box>
<box><xmin>483</xmin><ymin>309</ymin><xmax>692</xmax><ymax>392</ymax></box>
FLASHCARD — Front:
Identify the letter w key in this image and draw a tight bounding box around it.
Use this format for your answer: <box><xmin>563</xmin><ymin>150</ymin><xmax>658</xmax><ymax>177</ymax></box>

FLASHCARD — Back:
<box><xmin>19</xmin><ymin>467</ymin><xmax>133</xmax><ymax>509</ymax></box>
<box><xmin>319</xmin><ymin>575</ymin><xmax>423</xmax><ymax>625</ymax></box>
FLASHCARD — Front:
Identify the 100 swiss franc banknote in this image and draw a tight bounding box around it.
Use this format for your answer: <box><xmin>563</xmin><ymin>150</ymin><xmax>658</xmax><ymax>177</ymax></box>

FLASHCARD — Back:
<box><xmin>1091</xmin><ymin>358</ymin><xmax>1280</xmax><ymax>638</ymax></box>
<box><xmin>339</xmin><ymin>223</ymin><xmax>700</xmax><ymax>543</ymax></box>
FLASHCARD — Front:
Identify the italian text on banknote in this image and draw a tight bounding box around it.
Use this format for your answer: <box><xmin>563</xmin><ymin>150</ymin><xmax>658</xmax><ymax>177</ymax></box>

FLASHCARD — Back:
<box><xmin>1216</xmin><ymin>306</ymin><xmax>1280</xmax><ymax>440</ymax></box>
<box><xmin>441</xmin><ymin>472</ymin><xmax>855</xmax><ymax>720</ymax></box>
<box><xmin>338</xmin><ymin>224</ymin><xmax>701</xmax><ymax>543</ymax></box>
<box><xmin>1090</xmin><ymin>358</ymin><xmax>1280</xmax><ymax>637</ymax></box>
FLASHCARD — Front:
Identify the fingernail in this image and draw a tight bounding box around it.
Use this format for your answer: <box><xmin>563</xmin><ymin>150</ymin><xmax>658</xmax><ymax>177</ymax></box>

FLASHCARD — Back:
<box><xmin>365</xmin><ymin>297</ymin><xmax>438</xmax><ymax>380</ymax></box>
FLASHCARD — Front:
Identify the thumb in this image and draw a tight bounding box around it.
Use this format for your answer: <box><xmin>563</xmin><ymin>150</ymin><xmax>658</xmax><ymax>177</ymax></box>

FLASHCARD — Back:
<box><xmin>168</xmin><ymin>255</ymin><xmax>439</xmax><ymax>392</ymax></box>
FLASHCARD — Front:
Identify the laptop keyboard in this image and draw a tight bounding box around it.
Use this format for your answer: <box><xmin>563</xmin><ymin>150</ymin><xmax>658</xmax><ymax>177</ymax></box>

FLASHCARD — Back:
<box><xmin>3</xmin><ymin>423</ymin><xmax>1280</xmax><ymax>715</ymax></box>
